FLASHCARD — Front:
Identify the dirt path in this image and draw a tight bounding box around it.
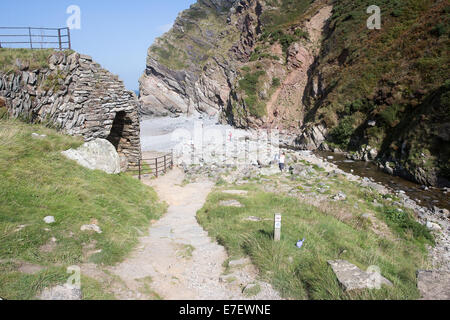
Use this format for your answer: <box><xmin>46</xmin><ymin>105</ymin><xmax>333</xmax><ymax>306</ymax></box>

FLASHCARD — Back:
<box><xmin>107</xmin><ymin>168</ymin><xmax>281</xmax><ymax>300</ymax></box>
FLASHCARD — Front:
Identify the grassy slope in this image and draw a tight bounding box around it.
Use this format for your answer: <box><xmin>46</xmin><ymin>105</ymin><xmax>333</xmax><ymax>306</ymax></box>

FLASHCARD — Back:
<box><xmin>0</xmin><ymin>49</ymin><xmax>74</xmax><ymax>73</ymax></box>
<box><xmin>0</xmin><ymin>119</ymin><xmax>165</xmax><ymax>300</ymax></box>
<box><xmin>307</xmin><ymin>0</ymin><xmax>449</xmax><ymax>181</ymax></box>
<box><xmin>198</xmin><ymin>164</ymin><xmax>433</xmax><ymax>300</ymax></box>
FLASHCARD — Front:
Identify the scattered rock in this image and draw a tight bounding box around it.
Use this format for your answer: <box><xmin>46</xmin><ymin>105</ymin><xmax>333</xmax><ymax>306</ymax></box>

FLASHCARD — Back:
<box><xmin>244</xmin><ymin>216</ymin><xmax>262</xmax><ymax>222</ymax></box>
<box><xmin>81</xmin><ymin>224</ymin><xmax>102</xmax><ymax>234</ymax></box>
<box><xmin>361</xmin><ymin>213</ymin><xmax>371</xmax><ymax>220</ymax></box>
<box><xmin>43</xmin><ymin>216</ymin><xmax>55</xmax><ymax>224</ymax></box>
<box><xmin>62</xmin><ymin>139</ymin><xmax>121</xmax><ymax>174</ymax></box>
<box><xmin>18</xmin><ymin>263</ymin><xmax>45</xmax><ymax>275</ymax></box>
<box><xmin>14</xmin><ymin>225</ymin><xmax>28</xmax><ymax>233</ymax></box>
<box><xmin>222</xmin><ymin>190</ymin><xmax>249</xmax><ymax>196</ymax></box>
<box><xmin>39</xmin><ymin>284</ymin><xmax>82</xmax><ymax>300</ymax></box>
<box><xmin>333</xmin><ymin>192</ymin><xmax>347</xmax><ymax>201</ymax></box>
<box><xmin>229</xmin><ymin>258</ymin><xmax>250</xmax><ymax>267</ymax></box>
<box><xmin>31</xmin><ymin>133</ymin><xmax>47</xmax><ymax>139</ymax></box>
<box><xmin>328</xmin><ymin>260</ymin><xmax>393</xmax><ymax>291</ymax></box>
<box><xmin>417</xmin><ymin>270</ymin><xmax>450</xmax><ymax>300</ymax></box>
<box><xmin>426</xmin><ymin>221</ymin><xmax>442</xmax><ymax>231</ymax></box>
<box><xmin>219</xmin><ymin>200</ymin><xmax>243</xmax><ymax>208</ymax></box>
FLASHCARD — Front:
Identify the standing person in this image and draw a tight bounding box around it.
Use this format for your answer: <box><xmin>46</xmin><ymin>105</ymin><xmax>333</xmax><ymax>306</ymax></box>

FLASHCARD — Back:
<box><xmin>279</xmin><ymin>152</ymin><xmax>286</xmax><ymax>172</ymax></box>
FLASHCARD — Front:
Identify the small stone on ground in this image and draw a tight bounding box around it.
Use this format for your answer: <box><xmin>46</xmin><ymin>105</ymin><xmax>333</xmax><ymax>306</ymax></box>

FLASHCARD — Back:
<box><xmin>219</xmin><ymin>200</ymin><xmax>243</xmax><ymax>208</ymax></box>
<box><xmin>39</xmin><ymin>284</ymin><xmax>82</xmax><ymax>300</ymax></box>
<box><xmin>222</xmin><ymin>190</ymin><xmax>249</xmax><ymax>196</ymax></box>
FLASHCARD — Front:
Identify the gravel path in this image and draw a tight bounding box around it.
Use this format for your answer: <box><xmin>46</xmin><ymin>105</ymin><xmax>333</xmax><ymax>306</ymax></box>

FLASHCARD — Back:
<box><xmin>108</xmin><ymin>168</ymin><xmax>281</xmax><ymax>300</ymax></box>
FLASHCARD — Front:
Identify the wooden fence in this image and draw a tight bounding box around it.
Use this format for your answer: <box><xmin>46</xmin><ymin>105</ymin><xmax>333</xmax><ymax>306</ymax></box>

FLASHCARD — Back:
<box><xmin>128</xmin><ymin>152</ymin><xmax>174</xmax><ymax>180</ymax></box>
<box><xmin>0</xmin><ymin>27</ymin><xmax>71</xmax><ymax>50</ymax></box>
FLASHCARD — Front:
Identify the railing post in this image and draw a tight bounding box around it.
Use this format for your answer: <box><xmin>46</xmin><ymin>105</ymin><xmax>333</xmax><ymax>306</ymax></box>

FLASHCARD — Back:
<box><xmin>28</xmin><ymin>27</ymin><xmax>32</xmax><ymax>49</ymax></box>
<box><xmin>138</xmin><ymin>159</ymin><xmax>141</xmax><ymax>181</ymax></box>
<box><xmin>58</xmin><ymin>28</ymin><xmax>62</xmax><ymax>50</ymax></box>
<box><xmin>67</xmin><ymin>27</ymin><xmax>71</xmax><ymax>50</ymax></box>
<box><xmin>164</xmin><ymin>155</ymin><xmax>167</xmax><ymax>174</ymax></box>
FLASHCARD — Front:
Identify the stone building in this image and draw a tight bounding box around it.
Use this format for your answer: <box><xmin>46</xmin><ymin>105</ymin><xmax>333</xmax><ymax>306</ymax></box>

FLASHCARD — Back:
<box><xmin>0</xmin><ymin>51</ymin><xmax>141</xmax><ymax>169</ymax></box>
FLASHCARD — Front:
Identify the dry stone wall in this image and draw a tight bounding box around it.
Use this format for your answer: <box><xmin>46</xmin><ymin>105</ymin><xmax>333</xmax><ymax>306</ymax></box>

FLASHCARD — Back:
<box><xmin>0</xmin><ymin>51</ymin><xmax>141</xmax><ymax>168</ymax></box>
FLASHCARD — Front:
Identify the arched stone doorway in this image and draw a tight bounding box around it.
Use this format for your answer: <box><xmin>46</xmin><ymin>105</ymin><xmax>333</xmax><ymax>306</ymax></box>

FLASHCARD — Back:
<box><xmin>107</xmin><ymin>111</ymin><xmax>127</xmax><ymax>151</ymax></box>
<box><xmin>107</xmin><ymin>111</ymin><xmax>140</xmax><ymax>170</ymax></box>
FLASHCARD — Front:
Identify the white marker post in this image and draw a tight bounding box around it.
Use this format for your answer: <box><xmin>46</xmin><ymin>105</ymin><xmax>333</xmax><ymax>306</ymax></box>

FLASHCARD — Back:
<box><xmin>274</xmin><ymin>214</ymin><xmax>282</xmax><ymax>241</ymax></box>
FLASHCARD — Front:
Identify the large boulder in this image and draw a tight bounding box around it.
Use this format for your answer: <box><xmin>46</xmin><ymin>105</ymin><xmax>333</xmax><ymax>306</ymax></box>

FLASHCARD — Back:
<box><xmin>62</xmin><ymin>139</ymin><xmax>121</xmax><ymax>174</ymax></box>
<box><xmin>328</xmin><ymin>260</ymin><xmax>393</xmax><ymax>291</ymax></box>
<box><xmin>295</xmin><ymin>124</ymin><xmax>327</xmax><ymax>150</ymax></box>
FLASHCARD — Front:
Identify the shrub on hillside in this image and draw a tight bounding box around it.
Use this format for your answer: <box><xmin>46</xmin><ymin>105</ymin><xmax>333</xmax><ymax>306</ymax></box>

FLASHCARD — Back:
<box><xmin>329</xmin><ymin>116</ymin><xmax>355</xmax><ymax>146</ymax></box>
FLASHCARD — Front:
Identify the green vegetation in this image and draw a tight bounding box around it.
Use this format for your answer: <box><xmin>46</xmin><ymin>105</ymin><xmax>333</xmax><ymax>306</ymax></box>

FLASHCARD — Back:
<box><xmin>0</xmin><ymin>49</ymin><xmax>73</xmax><ymax>73</ymax></box>
<box><xmin>272</xmin><ymin>77</ymin><xmax>281</xmax><ymax>87</ymax></box>
<box><xmin>42</xmin><ymin>70</ymin><xmax>67</xmax><ymax>92</ymax></box>
<box><xmin>238</xmin><ymin>69</ymin><xmax>267</xmax><ymax>118</ymax></box>
<box><xmin>309</xmin><ymin>0</ymin><xmax>449</xmax><ymax>180</ymax></box>
<box><xmin>197</xmin><ymin>170</ymin><xmax>432</xmax><ymax>300</ymax></box>
<box><xmin>151</xmin><ymin>40</ymin><xmax>188</xmax><ymax>70</ymax></box>
<box><xmin>249</xmin><ymin>46</ymin><xmax>280</xmax><ymax>62</ymax></box>
<box><xmin>260</xmin><ymin>29</ymin><xmax>303</xmax><ymax>55</ymax></box>
<box><xmin>329</xmin><ymin>116</ymin><xmax>355</xmax><ymax>147</ymax></box>
<box><xmin>261</xmin><ymin>0</ymin><xmax>312</xmax><ymax>32</ymax></box>
<box><xmin>382</xmin><ymin>207</ymin><xmax>433</xmax><ymax>243</ymax></box>
<box><xmin>0</xmin><ymin>119</ymin><xmax>166</xmax><ymax>299</ymax></box>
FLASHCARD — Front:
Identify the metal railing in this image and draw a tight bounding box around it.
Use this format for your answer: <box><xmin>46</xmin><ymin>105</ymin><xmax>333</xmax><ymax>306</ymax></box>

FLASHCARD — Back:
<box><xmin>0</xmin><ymin>27</ymin><xmax>71</xmax><ymax>50</ymax></box>
<box><xmin>128</xmin><ymin>152</ymin><xmax>174</xmax><ymax>180</ymax></box>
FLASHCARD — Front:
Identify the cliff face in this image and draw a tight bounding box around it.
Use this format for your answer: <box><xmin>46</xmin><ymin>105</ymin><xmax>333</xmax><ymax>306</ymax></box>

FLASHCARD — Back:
<box><xmin>0</xmin><ymin>51</ymin><xmax>141</xmax><ymax>167</ymax></box>
<box><xmin>140</xmin><ymin>0</ymin><xmax>332</xmax><ymax>127</ymax></box>
<box><xmin>139</xmin><ymin>0</ymin><xmax>449</xmax><ymax>186</ymax></box>
<box><xmin>139</xmin><ymin>0</ymin><xmax>253</xmax><ymax>117</ymax></box>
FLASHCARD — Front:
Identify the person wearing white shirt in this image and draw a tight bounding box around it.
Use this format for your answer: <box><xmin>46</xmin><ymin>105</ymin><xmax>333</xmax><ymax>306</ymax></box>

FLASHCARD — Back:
<box><xmin>279</xmin><ymin>152</ymin><xmax>286</xmax><ymax>172</ymax></box>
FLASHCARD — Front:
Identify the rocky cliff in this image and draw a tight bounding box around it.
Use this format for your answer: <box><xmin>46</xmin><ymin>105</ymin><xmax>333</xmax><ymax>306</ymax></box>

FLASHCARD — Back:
<box><xmin>139</xmin><ymin>0</ymin><xmax>449</xmax><ymax>187</ymax></box>
<box><xmin>0</xmin><ymin>51</ymin><xmax>141</xmax><ymax>168</ymax></box>
<box><xmin>139</xmin><ymin>0</ymin><xmax>331</xmax><ymax>129</ymax></box>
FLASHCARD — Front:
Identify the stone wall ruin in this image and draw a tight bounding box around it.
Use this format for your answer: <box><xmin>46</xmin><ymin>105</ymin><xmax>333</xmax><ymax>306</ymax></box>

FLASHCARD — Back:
<box><xmin>0</xmin><ymin>51</ymin><xmax>141</xmax><ymax>169</ymax></box>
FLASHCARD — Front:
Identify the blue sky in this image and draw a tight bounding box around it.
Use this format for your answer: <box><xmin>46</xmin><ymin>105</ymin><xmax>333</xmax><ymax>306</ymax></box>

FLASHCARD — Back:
<box><xmin>0</xmin><ymin>0</ymin><xmax>196</xmax><ymax>90</ymax></box>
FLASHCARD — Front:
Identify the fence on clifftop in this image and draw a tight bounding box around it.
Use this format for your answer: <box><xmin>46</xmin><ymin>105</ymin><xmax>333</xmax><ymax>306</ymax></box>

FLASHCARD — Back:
<box><xmin>0</xmin><ymin>27</ymin><xmax>71</xmax><ymax>50</ymax></box>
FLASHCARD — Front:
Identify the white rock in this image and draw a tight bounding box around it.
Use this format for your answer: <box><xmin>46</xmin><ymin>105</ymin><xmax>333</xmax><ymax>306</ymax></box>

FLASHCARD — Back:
<box><xmin>39</xmin><ymin>284</ymin><xmax>82</xmax><ymax>300</ymax></box>
<box><xmin>426</xmin><ymin>222</ymin><xmax>442</xmax><ymax>231</ymax></box>
<box><xmin>328</xmin><ymin>260</ymin><xmax>393</xmax><ymax>291</ymax></box>
<box><xmin>32</xmin><ymin>133</ymin><xmax>47</xmax><ymax>139</ymax></box>
<box><xmin>44</xmin><ymin>216</ymin><xmax>55</xmax><ymax>224</ymax></box>
<box><xmin>81</xmin><ymin>224</ymin><xmax>102</xmax><ymax>234</ymax></box>
<box><xmin>222</xmin><ymin>190</ymin><xmax>249</xmax><ymax>196</ymax></box>
<box><xmin>62</xmin><ymin>139</ymin><xmax>121</xmax><ymax>174</ymax></box>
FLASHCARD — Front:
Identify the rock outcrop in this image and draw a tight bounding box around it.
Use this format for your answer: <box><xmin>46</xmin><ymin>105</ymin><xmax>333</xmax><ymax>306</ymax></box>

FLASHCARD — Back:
<box><xmin>139</xmin><ymin>0</ymin><xmax>449</xmax><ymax>187</ymax></box>
<box><xmin>139</xmin><ymin>0</ymin><xmax>247</xmax><ymax>118</ymax></box>
<box><xmin>139</xmin><ymin>0</ymin><xmax>332</xmax><ymax>129</ymax></box>
<box><xmin>0</xmin><ymin>52</ymin><xmax>141</xmax><ymax>167</ymax></box>
<box><xmin>62</xmin><ymin>139</ymin><xmax>122</xmax><ymax>174</ymax></box>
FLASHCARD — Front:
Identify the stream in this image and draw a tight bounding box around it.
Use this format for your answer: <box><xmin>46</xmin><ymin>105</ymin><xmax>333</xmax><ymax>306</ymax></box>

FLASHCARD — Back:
<box><xmin>315</xmin><ymin>151</ymin><xmax>449</xmax><ymax>212</ymax></box>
